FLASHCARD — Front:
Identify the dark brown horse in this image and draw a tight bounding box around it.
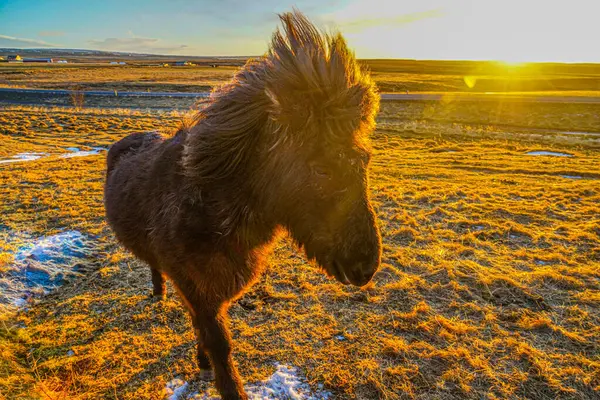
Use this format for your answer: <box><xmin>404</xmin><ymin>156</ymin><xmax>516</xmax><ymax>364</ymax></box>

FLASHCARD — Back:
<box><xmin>104</xmin><ymin>11</ymin><xmax>381</xmax><ymax>400</ymax></box>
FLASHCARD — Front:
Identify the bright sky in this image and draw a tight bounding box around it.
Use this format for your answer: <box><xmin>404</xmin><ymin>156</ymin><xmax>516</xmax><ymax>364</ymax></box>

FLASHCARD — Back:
<box><xmin>1</xmin><ymin>0</ymin><xmax>598</xmax><ymax>62</ymax></box>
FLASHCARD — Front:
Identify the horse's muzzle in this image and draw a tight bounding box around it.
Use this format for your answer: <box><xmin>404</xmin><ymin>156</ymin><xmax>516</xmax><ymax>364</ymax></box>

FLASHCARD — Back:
<box><xmin>347</xmin><ymin>264</ymin><xmax>377</xmax><ymax>286</ymax></box>
<box><xmin>331</xmin><ymin>259</ymin><xmax>378</xmax><ymax>287</ymax></box>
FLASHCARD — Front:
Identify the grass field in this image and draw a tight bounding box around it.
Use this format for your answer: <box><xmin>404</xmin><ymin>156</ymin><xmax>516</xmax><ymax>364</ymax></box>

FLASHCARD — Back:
<box><xmin>2</xmin><ymin>59</ymin><xmax>600</xmax><ymax>94</ymax></box>
<box><xmin>0</xmin><ymin>103</ymin><xmax>598</xmax><ymax>399</ymax></box>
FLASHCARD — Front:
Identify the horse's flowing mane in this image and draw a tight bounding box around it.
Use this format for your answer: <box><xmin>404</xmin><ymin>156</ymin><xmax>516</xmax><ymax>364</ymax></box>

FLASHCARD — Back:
<box><xmin>182</xmin><ymin>10</ymin><xmax>379</xmax><ymax>184</ymax></box>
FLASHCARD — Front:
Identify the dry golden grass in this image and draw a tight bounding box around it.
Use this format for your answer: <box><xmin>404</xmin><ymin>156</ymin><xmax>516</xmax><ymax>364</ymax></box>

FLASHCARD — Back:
<box><xmin>0</xmin><ymin>104</ymin><xmax>599</xmax><ymax>399</ymax></box>
<box><xmin>378</xmin><ymin>101</ymin><xmax>600</xmax><ymax>137</ymax></box>
<box><xmin>0</xmin><ymin>64</ymin><xmax>237</xmax><ymax>92</ymax></box>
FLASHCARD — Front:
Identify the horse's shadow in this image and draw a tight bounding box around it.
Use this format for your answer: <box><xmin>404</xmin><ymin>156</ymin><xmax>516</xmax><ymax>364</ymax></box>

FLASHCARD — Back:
<box><xmin>109</xmin><ymin>341</ymin><xmax>198</xmax><ymax>397</ymax></box>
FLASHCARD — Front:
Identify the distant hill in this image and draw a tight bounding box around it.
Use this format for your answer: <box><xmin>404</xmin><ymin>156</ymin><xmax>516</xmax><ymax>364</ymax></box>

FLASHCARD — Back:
<box><xmin>0</xmin><ymin>48</ymin><xmax>251</xmax><ymax>65</ymax></box>
<box><xmin>2</xmin><ymin>48</ymin><xmax>599</xmax><ymax>73</ymax></box>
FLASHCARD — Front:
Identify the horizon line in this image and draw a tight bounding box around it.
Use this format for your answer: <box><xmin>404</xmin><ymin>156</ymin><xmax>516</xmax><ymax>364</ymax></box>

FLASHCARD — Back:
<box><xmin>1</xmin><ymin>47</ymin><xmax>600</xmax><ymax>65</ymax></box>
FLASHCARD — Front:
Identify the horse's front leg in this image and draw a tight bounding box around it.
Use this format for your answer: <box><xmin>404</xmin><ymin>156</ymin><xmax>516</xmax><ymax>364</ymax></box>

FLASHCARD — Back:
<box><xmin>150</xmin><ymin>267</ymin><xmax>166</xmax><ymax>299</ymax></box>
<box><xmin>195</xmin><ymin>306</ymin><xmax>247</xmax><ymax>400</ymax></box>
<box><xmin>173</xmin><ymin>252</ymin><xmax>258</xmax><ymax>399</ymax></box>
<box><xmin>170</xmin><ymin>283</ymin><xmax>216</xmax><ymax>381</ymax></box>
<box><xmin>194</xmin><ymin>326</ymin><xmax>214</xmax><ymax>381</ymax></box>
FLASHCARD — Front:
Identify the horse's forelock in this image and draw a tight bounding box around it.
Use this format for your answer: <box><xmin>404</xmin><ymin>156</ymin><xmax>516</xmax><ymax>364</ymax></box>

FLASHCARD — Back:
<box><xmin>264</xmin><ymin>11</ymin><xmax>379</xmax><ymax>137</ymax></box>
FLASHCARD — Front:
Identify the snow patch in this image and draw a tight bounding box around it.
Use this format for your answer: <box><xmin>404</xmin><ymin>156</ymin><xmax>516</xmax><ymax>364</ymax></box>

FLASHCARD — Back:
<box><xmin>557</xmin><ymin>130</ymin><xmax>600</xmax><ymax>136</ymax></box>
<box><xmin>525</xmin><ymin>151</ymin><xmax>573</xmax><ymax>157</ymax></box>
<box><xmin>0</xmin><ymin>230</ymin><xmax>95</xmax><ymax>308</ymax></box>
<box><xmin>0</xmin><ymin>152</ymin><xmax>47</xmax><ymax>164</ymax></box>
<box><xmin>165</xmin><ymin>364</ymin><xmax>331</xmax><ymax>400</ymax></box>
<box><xmin>60</xmin><ymin>147</ymin><xmax>106</xmax><ymax>158</ymax></box>
<box><xmin>166</xmin><ymin>379</ymin><xmax>189</xmax><ymax>400</ymax></box>
<box><xmin>0</xmin><ymin>147</ymin><xmax>106</xmax><ymax>165</ymax></box>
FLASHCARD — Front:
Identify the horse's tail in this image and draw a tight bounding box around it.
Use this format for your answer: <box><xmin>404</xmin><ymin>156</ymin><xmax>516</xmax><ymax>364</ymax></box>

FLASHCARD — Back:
<box><xmin>106</xmin><ymin>131</ymin><xmax>162</xmax><ymax>175</ymax></box>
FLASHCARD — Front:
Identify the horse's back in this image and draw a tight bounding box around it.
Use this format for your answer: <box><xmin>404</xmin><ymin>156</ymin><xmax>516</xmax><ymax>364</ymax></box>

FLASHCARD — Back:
<box><xmin>104</xmin><ymin>131</ymin><xmax>166</xmax><ymax>262</ymax></box>
<box><xmin>106</xmin><ymin>131</ymin><xmax>163</xmax><ymax>175</ymax></box>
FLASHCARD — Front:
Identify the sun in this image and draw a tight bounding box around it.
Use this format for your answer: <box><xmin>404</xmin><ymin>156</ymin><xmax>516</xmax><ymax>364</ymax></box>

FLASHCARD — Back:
<box><xmin>493</xmin><ymin>60</ymin><xmax>534</xmax><ymax>76</ymax></box>
<box><xmin>498</xmin><ymin>60</ymin><xmax>526</xmax><ymax>68</ymax></box>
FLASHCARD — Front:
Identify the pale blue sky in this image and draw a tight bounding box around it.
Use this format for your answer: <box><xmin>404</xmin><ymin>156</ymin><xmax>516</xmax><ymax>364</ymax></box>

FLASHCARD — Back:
<box><xmin>1</xmin><ymin>0</ymin><xmax>599</xmax><ymax>62</ymax></box>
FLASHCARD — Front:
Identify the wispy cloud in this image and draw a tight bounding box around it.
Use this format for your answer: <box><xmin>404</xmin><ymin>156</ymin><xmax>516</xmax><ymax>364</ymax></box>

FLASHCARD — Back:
<box><xmin>318</xmin><ymin>8</ymin><xmax>444</xmax><ymax>34</ymax></box>
<box><xmin>339</xmin><ymin>9</ymin><xmax>444</xmax><ymax>32</ymax></box>
<box><xmin>0</xmin><ymin>34</ymin><xmax>58</xmax><ymax>47</ymax></box>
<box><xmin>38</xmin><ymin>30</ymin><xmax>65</xmax><ymax>37</ymax></box>
<box><xmin>88</xmin><ymin>35</ymin><xmax>188</xmax><ymax>54</ymax></box>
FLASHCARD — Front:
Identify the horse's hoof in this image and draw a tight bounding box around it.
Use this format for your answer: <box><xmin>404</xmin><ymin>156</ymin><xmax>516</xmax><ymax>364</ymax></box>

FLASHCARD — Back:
<box><xmin>199</xmin><ymin>368</ymin><xmax>214</xmax><ymax>381</ymax></box>
<box><xmin>150</xmin><ymin>291</ymin><xmax>166</xmax><ymax>301</ymax></box>
<box><xmin>220</xmin><ymin>393</ymin><xmax>247</xmax><ymax>400</ymax></box>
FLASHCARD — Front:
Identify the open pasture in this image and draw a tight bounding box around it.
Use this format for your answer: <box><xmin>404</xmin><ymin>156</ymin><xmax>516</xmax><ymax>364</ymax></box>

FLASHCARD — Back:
<box><xmin>0</xmin><ymin>103</ymin><xmax>598</xmax><ymax>399</ymax></box>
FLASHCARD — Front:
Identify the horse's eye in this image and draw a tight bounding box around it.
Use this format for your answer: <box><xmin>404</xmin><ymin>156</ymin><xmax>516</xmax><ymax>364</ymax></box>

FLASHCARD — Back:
<box><xmin>359</xmin><ymin>151</ymin><xmax>371</xmax><ymax>164</ymax></box>
<box><xmin>313</xmin><ymin>166</ymin><xmax>331</xmax><ymax>178</ymax></box>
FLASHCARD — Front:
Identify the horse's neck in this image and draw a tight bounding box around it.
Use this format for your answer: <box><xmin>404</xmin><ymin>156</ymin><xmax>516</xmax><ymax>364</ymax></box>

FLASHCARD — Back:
<box><xmin>196</xmin><ymin>175</ymin><xmax>276</xmax><ymax>249</ymax></box>
<box><xmin>233</xmin><ymin>219</ymin><xmax>279</xmax><ymax>252</ymax></box>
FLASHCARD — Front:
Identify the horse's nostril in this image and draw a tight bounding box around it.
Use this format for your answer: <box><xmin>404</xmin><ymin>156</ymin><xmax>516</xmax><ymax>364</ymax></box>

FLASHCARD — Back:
<box><xmin>347</xmin><ymin>264</ymin><xmax>376</xmax><ymax>286</ymax></box>
<box><xmin>361</xmin><ymin>268</ymin><xmax>375</xmax><ymax>283</ymax></box>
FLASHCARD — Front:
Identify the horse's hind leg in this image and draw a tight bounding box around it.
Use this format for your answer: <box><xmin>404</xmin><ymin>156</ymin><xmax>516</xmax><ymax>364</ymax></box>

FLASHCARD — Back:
<box><xmin>150</xmin><ymin>267</ymin><xmax>166</xmax><ymax>300</ymax></box>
